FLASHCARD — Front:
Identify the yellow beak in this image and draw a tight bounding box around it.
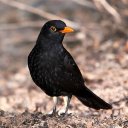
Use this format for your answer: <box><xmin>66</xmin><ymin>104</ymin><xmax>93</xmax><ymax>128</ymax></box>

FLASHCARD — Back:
<box><xmin>60</xmin><ymin>27</ymin><xmax>74</xmax><ymax>33</ymax></box>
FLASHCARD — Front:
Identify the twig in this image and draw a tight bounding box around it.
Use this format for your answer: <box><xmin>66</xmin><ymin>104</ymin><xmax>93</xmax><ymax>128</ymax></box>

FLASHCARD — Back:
<box><xmin>0</xmin><ymin>0</ymin><xmax>80</xmax><ymax>29</ymax></box>
<box><xmin>71</xmin><ymin>0</ymin><xmax>96</xmax><ymax>10</ymax></box>
<box><xmin>93</xmin><ymin>0</ymin><xmax>121</xmax><ymax>23</ymax></box>
<box><xmin>0</xmin><ymin>21</ymin><xmax>43</xmax><ymax>30</ymax></box>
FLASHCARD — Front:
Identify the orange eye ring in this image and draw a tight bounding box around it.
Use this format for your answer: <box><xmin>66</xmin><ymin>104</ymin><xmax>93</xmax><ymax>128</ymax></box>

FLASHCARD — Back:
<box><xmin>50</xmin><ymin>26</ymin><xmax>57</xmax><ymax>32</ymax></box>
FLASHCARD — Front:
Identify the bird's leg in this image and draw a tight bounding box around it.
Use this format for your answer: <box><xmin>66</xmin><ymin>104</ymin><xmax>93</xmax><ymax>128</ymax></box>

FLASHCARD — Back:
<box><xmin>58</xmin><ymin>95</ymin><xmax>72</xmax><ymax>115</ymax></box>
<box><xmin>48</xmin><ymin>96</ymin><xmax>58</xmax><ymax>115</ymax></box>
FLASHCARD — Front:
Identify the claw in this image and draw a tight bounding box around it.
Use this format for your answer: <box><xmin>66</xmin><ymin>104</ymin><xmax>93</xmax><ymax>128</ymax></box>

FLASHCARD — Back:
<box><xmin>58</xmin><ymin>95</ymin><xmax>72</xmax><ymax>116</ymax></box>
<box><xmin>48</xmin><ymin>97</ymin><xmax>58</xmax><ymax>115</ymax></box>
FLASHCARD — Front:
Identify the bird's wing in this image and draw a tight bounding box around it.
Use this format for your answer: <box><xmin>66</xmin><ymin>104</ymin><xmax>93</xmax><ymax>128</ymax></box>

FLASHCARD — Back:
<box><xmin>63</xmin><ymin>53</ymin><xmax>84</xmax><ymax>82</ymax></box>
<box><xmin>57</xmin><ymin>49</ymin><xmax>85</xmax><ymax>94</ymax></box>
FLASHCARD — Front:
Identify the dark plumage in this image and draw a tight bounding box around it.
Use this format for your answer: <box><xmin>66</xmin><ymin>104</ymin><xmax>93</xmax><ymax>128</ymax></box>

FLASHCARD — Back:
<box><xmin>28</xmin><ymin>20</ymin><xmax>112</xmax><ymax>115</ymax></box>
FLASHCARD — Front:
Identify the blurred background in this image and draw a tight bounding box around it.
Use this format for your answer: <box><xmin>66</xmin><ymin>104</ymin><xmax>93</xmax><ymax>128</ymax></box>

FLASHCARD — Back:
<box><xmin>0</xmin><ymin>0</ymin><xmax>128</xmax><ymax>117</ymax></box>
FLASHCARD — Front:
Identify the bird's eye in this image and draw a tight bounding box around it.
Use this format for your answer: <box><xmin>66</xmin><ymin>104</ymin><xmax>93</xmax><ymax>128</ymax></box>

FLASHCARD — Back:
<box><xmin>50</xmin><ymin>26</ymin><xmax>57</xmax><ymax>32</ymax></box>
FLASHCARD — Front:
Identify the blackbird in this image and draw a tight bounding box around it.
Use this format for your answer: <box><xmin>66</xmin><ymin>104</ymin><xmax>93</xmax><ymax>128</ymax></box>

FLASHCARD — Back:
<box><xmin>28</xmin><ymin>20</ymin><xmax>112</xmax><ymax>115</ymax></box>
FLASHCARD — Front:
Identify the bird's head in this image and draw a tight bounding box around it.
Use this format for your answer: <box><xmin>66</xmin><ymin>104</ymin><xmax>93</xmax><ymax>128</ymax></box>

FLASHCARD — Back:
<box><xmin>40</xmin><ymin>20</ymin><xmax>74</xmax><ymax>42</ymax></box>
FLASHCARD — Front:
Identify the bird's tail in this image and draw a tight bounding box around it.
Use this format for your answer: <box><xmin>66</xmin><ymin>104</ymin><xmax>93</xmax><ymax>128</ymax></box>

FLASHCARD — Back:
<box><xmin>75</xmin><ymin>86</ymin><xmax>112</xmax><ymax>110</ymax></box>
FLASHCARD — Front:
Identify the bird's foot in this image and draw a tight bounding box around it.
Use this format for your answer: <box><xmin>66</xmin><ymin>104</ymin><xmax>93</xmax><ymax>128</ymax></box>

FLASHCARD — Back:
<box><xmin>47</xmin><ymin>109</ymin><xmax>57</xmax><ymax>116</ymax></box>
<box><xmin>58</xmin><ymin>108</ymin><xmax>66</xmax><ymax>116</ymax></box>
<box><xmin>48</xmin><ymin>110</ymin><xmax>54</xmax><ymax>115</ymax></box>
<box><xmin>58</xmin><ymin>108</ymin><xmax>71</xmax><ymax>116</ymax></box>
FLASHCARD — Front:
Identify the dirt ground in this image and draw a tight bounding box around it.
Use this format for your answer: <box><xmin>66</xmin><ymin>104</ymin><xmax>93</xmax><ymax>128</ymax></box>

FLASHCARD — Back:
<box><xmin>0</xmin><ymin>35</ymin><xmax>128</xmax><ymax>127</ymax></box>
<box><xmin>0</xmin><ymin>0</ymin><xmax>128</xmax><ymax>128</ymax></box>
